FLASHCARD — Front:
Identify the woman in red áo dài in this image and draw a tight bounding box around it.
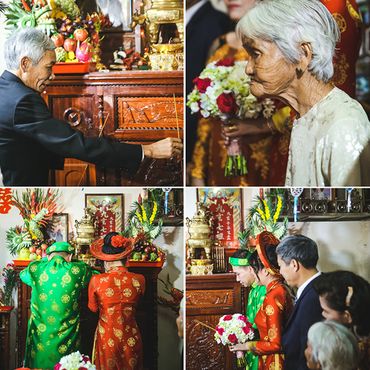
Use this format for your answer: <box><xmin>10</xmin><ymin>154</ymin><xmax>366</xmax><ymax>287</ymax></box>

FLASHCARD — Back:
<box><xmin>230</xmin><ymin>231</ymin><xmax>293</xmax><ymax>369</ymax></box>
<box><xmin>88</xmin><ymin>232</ymin><xmax>145</xmax><ymax>370</ymax></box>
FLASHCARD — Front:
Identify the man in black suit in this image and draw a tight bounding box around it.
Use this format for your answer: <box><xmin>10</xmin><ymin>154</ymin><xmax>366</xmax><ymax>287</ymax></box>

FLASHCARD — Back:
<box><xmin>186</xmin><ymin>0</ymin><xmax>231</xmax><ymax>168</ymax></box>
<box><xmin>276</xmin><ymin>235</ymin><xmax>323</xmax><ymax>370</ymax></box>
<box><xmin>0</xmin><ymin>28</ymin><xmax>182</xmax><ymax>186</ymax></box>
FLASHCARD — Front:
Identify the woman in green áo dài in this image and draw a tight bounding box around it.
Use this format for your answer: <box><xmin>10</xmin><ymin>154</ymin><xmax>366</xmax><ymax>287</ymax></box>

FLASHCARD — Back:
<box><xmin>230</xmin><ymin>249</ymin><xmax>266</xmax><ymax>370</ymax></box>
<box><xmin>20</xmin><ymin>241</ymin><xmax>97</xmax><ymax>369</ymax></box>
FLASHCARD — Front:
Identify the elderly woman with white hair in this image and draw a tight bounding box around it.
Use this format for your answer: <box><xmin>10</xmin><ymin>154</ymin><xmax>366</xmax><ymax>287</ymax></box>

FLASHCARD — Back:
<box><xmin>237</xmin><ymin>0</ymin><xmax>370</xmax><ymax>186</ymax></box>
<box><xmin>305</xmin><ymin>320</ymin><xmax>359</xmax><ymax>370</ymax></box>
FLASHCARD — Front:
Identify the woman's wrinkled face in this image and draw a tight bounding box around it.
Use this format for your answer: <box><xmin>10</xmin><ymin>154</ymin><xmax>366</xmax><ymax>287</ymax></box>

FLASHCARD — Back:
<box><xmin>224</xmin><ymin>0</ymin><xmax>256</xmax><ymax>21</ymax></box>
<box><xmin>305</xmin><ymin>342</ymin><xmax>321</xmax><ymax>369</ymax></box>
<box><xmin>243</xmin><ymin>37</ymin><xmax>296</xmax><ymax>98</ymax></box>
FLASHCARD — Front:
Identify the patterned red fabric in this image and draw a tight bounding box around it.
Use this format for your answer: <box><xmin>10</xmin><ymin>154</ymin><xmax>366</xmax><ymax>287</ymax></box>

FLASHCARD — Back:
<box><xmin>253</xmin><ymin>280</ymin><xmax>293</xmax><ymax>370</ymax></box>
<box><xmin>88</xmin><ymin>266</ymin><xmax>145</xmax><ymax>370</ymax></box>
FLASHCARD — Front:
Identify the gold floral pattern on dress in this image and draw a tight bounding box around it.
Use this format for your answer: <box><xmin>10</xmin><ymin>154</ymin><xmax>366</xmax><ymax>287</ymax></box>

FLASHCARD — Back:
<box><xmin>49</xmin><ymin>266</ymin><xmax>58</xmax><ymax>274</ymax></box>
<box><xmin>114</xmin><ymin>277</ymin><xmax>121</xmax><ymax>287</ymax></box>
<box><xmin>61</xmin><ymin>294</ymin><xmax>70</xmax><ymax>304</ymax></box>
<box><xmin>98</xmin><ymin>324</ymin><xmax>105</xmax><ymax>335</ymax></box>
<box><xmin>332</xmin><ymin>13</ymin><xmax>347</xmax><ymax>33</ymax></box>
<box><xmin>99</xmin><ymin>276</ymin><xmax>109</xmax><ymax>283</ymax></box>
<box><xmin>265</xmin><ymin>305</ymin><xmax>274</xmax><ymax>316</ymax></box>
<box><xmin>332</xmin><ymin>53</ymin><xmax>349</xmax><ymax>86</ymax></box>
<box><xmin>73</xmin><ymin>301</ymin><xmax>79</xmax><ymax>311</ymax></box>
<box><xmin>275</xmin><ymin>298</ymin><xmax>284</xmax><ymax>312</ymax></box>
<box><xmin>107</xmin><ymin>358</ymin><xmax>116</xmax><ymax>368</ymax></box>
<box><xmin>268</xmin><ymin>325</ymin><xmax>278</xmax><ymax>340</ymax></box>
<box><xmin>71</xmin><ymin>266</ymin><xmax>80</xmax><ymax>275</ymax></box>
<box><xmin>127</xmin><ymin>337</ymin><xmax>136</xmax><ymax>347</ymax></box>
<box><xmin>105</xmin><ymin>288</ymin><xmax>114</xmax><ymax>297</ymax></box>
<box><xmin>269</xmin><ymin>361</ymin><xmax>282</xmax><ymax>370</ymax></box>
<box><xmin>113</xmin><ymin>328</ymin><xmax>123</xmax><ymax>340</ymax></box>
<box><xmin>61</xmin><ymin>273</ymin><xmax>72</xmax><ymax>287</ymax></box>
<box><xmin>30</xmin><ymin>264</ymin><xmax>38</xmax><ymax>273</ymax></box>
<box><xmin>39</xmin><ymin>293</ymin><xmax>48</xmax><ymax>302</ymax></box>
<box><xmin>58</xmin><ymin>344</ymin><xmax>68</xmax><ymax>354</ymax></box>
<box><xmin>38</xmin><ymin>323</ymin><xmax>47</xmax><ymax>332</ymax></box>
<box><xmin>249</xmin><ymin>137</ymin><xmax>272</xmax><ymax>180</ymax></box>
<box><xmin>346</xmin><ymin>0</ymin><xmax>362</xmax><ymax>24</ymax></box>
<box><xmin>47</xmin><ymin>316</ymin><xmax>56</xmax><ymax>324</ymax></box>
<box><xmin>123</xmin><ymin>288</ymin><xmax>132</xmax><ymax>297</ymax></box>
<box><xmin>108</xmin><ymin>338</ymin><xmax>115</xmax><ymax>347</ymax></box>
<box><xmin>37</xmin><ymin>342</ymin><xmax>45</xmax><ymax>351</ymax></box>
<box><xmin>129</xmin><ymin>358</ymin><xmax>138</xmax><ymax>368</ymax></box>
<box><xmin>39</xmin><ymin>271</ymin><xmax>49</xmax><ymax>283</ymax></box>
<box><xmin>132</xmin><ymin>278</ymin><xmax>140</xmax><ymax>288</ymax></box>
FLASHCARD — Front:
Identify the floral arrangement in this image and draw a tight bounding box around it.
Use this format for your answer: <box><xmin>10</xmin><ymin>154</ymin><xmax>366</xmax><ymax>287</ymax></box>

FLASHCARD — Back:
<box><xmin>0</xmin><ymin>263</ymin><xmax>16</xmax><ymax>307</ymax></box>
<box><xmin>110</xmin><ymin>234</ymin><xmax>132</xmax><ymax>249</ymax></box>
<box><xmin>54</xmin><ymin>351</ymin><xmax>95</xmax><ymax>370</ymax></box>
<box><xmin>187</xmin><ymin>58</ymin><xmax>275</xmax><ymax>177</ymax></box>
<box><xmin>214</xmin><ymin>313</ymin><xmax>254</xmax><ymax>367</ymax></box>
<box><xmin>6</xmin><ymin>189</ymin><xmax>60</xmax><ymax>260</ymax></box>
<box><xmin>238</xmin><ymin>190</ymin><xmax>288</xmax><ymax>247</ymax></box>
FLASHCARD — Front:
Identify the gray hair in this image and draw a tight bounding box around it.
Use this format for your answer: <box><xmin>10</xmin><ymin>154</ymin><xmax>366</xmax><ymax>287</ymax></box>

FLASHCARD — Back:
<box><xmin>4</xmin><ymin>28</ymin><xmax>55</xmax><ymax>71</ymax></box>
<box><xmin>307</xmin><ymin>320</ymin><xmax>359</xmax><ymax>370</ymax></box>
<box><xmin>276</xmin><ymin>235</ymin><xmax>318</xmax><ymax>269</ymax></box>
<box><xmin>236</xmin><ymin>0</ymin><xmax>340</xmax><ymax>83</ymax></box>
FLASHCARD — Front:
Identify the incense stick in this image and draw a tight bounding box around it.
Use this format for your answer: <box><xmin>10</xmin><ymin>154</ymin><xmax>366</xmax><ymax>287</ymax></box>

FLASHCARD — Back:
<box><xmin>194</xmin><ymin>319</ymin><xmax>216</xmax><ymax>332</ymax></box>
<box><xmin>78</xmin><ymin>112</ymin><xmax>110</xmax><ymax>186</ymax></box>
<box><xmin>173</xmin><ymin>93</ymin><xmax>180</xmax><ymax>139</ymax></box>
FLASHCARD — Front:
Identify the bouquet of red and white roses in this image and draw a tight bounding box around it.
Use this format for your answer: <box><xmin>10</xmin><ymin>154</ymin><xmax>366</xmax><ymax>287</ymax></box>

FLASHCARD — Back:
<box><xmin>187</xmin><ymin>57</ymin><xmax>274</xmax><ymax>176</ymax></box>
<box><xmin>54</xmin><ymin>351</ymin><xmax>96</xmax><ymax>370</ymax></box>
<box><xmin>214</xmin><ymin>313</ymin><xmax>255</xmax><ymax>368</ymax></box>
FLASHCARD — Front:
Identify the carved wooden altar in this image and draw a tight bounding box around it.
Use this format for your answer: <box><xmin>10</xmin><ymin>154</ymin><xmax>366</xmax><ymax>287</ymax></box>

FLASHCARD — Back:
<box><xmin>14</xmin><ymin>264</ymin><xmax>161</xmax><ymax>370</ymax></box>
<box><xmin>0</xmin><ymin>310</ymin><xmax>12</xmax><ymax>370</ymax></box>
<box><xmin>186</xmin><ymin>274</ymin><xmax>247</xmax><ymax>370</ymax></box>
<box><xmin>43</xmin><ymin>71</ymin><xmax>183</xmax><ymax>186</ymax></box>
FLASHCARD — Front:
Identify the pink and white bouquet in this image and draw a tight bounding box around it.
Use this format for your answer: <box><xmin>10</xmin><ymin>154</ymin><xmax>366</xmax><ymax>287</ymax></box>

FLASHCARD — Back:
<box><xmin>54</xmin><ymin>351</ymin><xmax>96</xmax><ymax>370</ymax></box>
<box><xmin>214</xmin><ymin>313</ymin><xmax>255</xmax><ymax>367</ymax></box>
<box><xmin>187</xmin><ymin>57</ymin><xmax>274</xmax><ymax>176</ymax></box>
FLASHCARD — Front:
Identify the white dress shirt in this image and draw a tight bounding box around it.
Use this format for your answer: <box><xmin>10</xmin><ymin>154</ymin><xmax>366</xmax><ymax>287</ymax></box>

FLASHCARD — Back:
<box><xmin>296</xmin><ymin>271</ymin><xmax>321</xmax><ymax>301</ymax></box>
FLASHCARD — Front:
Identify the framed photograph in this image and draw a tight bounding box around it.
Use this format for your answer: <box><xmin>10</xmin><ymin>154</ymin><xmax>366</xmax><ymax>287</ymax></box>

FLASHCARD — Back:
<box><xmin>47</xmin><ymin>213</ymin><xmax>69</xmax><ymax>242</ymax></box>
<box><xmin>310</xmin><ymin>188</ymin><xmax>332</xmax><ymax>201</ymax></box>
<box><xmin>85</xmin><ymin>194</ymin><xmax>124</xmax><ymax>237</ymax></box>
<box><xmin>197</xmin><ymin>188</ymin><xmax>243</xmax><ymax>248</ymax></box>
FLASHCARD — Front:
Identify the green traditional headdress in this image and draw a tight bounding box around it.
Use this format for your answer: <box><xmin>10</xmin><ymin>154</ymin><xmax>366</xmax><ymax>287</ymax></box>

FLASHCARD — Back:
<box><xmin>46</xmin><ymin>241</ymin><xmax>74</xmax><ymax>255</ymax></box>
<box><xmin>229</xmin><ymin>249</ymin><xmax>253</xmax><ymax>267</ymax></box>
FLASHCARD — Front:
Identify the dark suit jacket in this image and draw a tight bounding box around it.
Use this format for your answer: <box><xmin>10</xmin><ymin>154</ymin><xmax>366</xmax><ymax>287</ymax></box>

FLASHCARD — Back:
<box><xmin>282</xmin><ymin>277</ymin><xmax>323</xmax><ymax>370</ymax></box>
<box><xmin>0</xmin><ymin>70</ymin><xmax>142</xmax><ymax>185</ymax></box>
<box><xmin>186</xmin><ymin>1</ymin><xmax>232</xmax><ymax>162</ymax></box>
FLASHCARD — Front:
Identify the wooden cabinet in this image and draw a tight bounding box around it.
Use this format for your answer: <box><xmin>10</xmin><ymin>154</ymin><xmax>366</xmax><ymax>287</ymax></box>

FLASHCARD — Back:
<box><xmin>14</xmin><ymin>264</ymin><xmax>161</xmax><ymax>370</ymax></box>
<box><xmin>43</xmin><ymin>71</ymin><xmax>183</xmax><ymax>186</ymax></box>
<box><xmin>186</xmin><ymin>274</ymin><xmax>247</xmax><ymax>370</ymax></box>
<box><xmin>0</xmin><ymin>310</ymin><xmax>12</xmax><ymax>370</ymax></box>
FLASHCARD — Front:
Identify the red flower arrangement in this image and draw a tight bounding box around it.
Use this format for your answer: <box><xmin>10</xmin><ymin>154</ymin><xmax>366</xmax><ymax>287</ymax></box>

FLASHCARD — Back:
<box><xmin>111</xmin><ymin>235</ymin><xmax>131</xmax><ymax>248</ymax></box>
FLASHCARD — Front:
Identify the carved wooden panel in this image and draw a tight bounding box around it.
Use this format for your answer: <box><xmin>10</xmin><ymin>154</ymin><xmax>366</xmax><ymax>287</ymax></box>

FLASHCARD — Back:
<box><xmin>187</xmin><ymin>289</ymin><xmax>234</xmax><ymax>308</ymax></box>
<box><xmin>53</xmin><ymin>160</ymin><xmax>96</xmax><ymax>186</ymax></box>
<box><xmin>186</xmin><ymin>274</ymin><xmax>245</xmax><ymax>370</ymax></box>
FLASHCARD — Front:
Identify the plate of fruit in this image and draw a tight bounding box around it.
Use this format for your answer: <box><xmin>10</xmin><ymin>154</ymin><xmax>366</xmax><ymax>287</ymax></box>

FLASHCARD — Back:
<box><xmin>127</xmin><ymin>238</ymin><xmax>165</xmax><ymax>267</ymax></box>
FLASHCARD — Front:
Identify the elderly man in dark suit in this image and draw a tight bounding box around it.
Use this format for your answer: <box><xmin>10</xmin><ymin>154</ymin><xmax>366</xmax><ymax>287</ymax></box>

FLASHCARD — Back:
<box><xmin>276</xmin><ymin>235</ymin><xmax>323</xmax><ymax>370</ymax></box>
<box><xmin>0</xmin><ymin>28</ymin><xmax>182</xmax><ymax>186</ymax></box>
<box><xmin>186</xmin><ymin>0</ymin><xmax>231</xmax><ymax>166</ymax></box>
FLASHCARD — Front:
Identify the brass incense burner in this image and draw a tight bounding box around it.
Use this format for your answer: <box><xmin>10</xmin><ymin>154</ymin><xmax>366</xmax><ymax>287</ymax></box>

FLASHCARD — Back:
<box><xmin>75</xmin><ymin>208</ymin><xmax>95</xmax><ymax>247</ymax></box>
<box><xmin>186</xmin><ymin>202</ymin><xmax>213</xmax><ymax>275</ymax></box>
<box><xmin>132</xmin><ymin>0</ymin><xmax>184</xmax><ymax>70</ymax></box>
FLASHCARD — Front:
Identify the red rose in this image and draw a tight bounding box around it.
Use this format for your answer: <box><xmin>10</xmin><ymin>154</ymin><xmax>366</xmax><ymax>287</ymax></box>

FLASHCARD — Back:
<box><xmin>216</xmin><ymin>93</ymin><xmax>238</xmax><ymax>115</ymax></box>
<box><xmin>228</xmin><ymin>333</ymin><xmax>238</xmax><ymax>344</ymax></box>
<box><xmin>78</xmin><ymin>367</ymin><xmax>88</xmax><ymax>370</ymax></box>
<box><xmin>223</xmin><ymin>315</ymin><xmax>232</xmax><ymax>321</ymax></box>
<box><xmin>216</xmin><ymin>57</ymin><xmax>235</xmax><ymax>67</ymax></box>
<box><xmin>239</xmin><ymin>315</ymin><xmax>247</xmax><ymax>322</ymax></box>
<box><xmin>242</xmin><ymin>325</ymin><xmax>252</xmax><ymax>335</ymax></box>
<box><xmin>193</xmin><ymin>77</ymin><xmax>212</xmax><ymax>93</ymax></box>
<box><xmin>54</xmin><ymin>364</ymin><xmax>62</xmax><ymax>370</ymax></box>
<box><xmin>216</xmin><ymin>326</ymin><xmax>225</xmax><ymax>335</ymax></box>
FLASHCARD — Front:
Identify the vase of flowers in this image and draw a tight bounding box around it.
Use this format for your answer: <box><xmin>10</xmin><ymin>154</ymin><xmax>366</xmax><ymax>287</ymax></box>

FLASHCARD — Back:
<box><xmin>187</xmin><ymin>57</ymin><xmax>275</xmax><ymax>177</ymax></box>
<box><xmin>214</xmin><ymin>313</ymin><xmax>255</xmax><ymax>368</ymax></box>
<box><xmin>54</xmin><ymin>351</ymin><xmax>95</xmax><ymax>370</ymax></box>
<box><xmin>0</xmin><ymin>263</ymin><xmax>16</xmax><ymax>310</ymax></box>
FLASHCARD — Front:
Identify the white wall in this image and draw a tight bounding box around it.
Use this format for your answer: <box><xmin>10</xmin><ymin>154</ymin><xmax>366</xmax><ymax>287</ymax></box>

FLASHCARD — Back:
<box><xmin>184</xmin><ymin>187</ymin><xmax>370</xmax><ymax>282</ymax></box>
<box><xmin>0</xmin><ymin>187</ymin><xmax>183</xmax><ymax>370</ymax></box>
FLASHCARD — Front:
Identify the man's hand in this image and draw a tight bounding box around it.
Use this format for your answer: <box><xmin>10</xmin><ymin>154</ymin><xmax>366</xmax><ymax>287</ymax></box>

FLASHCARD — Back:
<box><xmin>143</xmin><ymin>137</ymin><xmax>183</xmax><ymax>159</ymax></box>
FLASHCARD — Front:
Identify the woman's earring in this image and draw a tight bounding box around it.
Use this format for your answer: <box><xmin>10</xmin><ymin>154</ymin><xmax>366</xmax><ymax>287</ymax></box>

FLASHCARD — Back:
<box><xmin>296</xmin><ymin>68</ymin><xmax>304</xmax><ymax>78</ymax></box>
